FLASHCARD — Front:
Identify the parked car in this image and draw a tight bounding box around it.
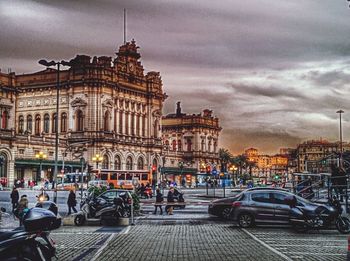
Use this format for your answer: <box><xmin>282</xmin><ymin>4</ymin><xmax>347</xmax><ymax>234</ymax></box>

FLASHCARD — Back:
<box><xmin>208</xmin><ymin>189</ymin><xmax>243</xmax><ymax>219</ymax></box>
<box><xmin>228</xmin><ymin>189</ymin><xmax>336</xmax><ymax>228</ymax></box>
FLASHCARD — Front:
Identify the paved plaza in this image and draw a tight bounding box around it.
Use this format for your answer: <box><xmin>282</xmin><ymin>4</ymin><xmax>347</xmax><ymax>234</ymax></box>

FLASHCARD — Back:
<box><xmin>0</xmin><ymin>189</ymin><xmax>349</xmax><ymax>260</ymax></box>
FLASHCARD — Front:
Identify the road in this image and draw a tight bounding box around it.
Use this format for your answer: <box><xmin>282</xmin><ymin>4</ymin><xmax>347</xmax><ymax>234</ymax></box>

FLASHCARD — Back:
<box><xmin>0</xmin><ymin>188</ymin><xmax>349</xmax><ymax>260</ymax></box>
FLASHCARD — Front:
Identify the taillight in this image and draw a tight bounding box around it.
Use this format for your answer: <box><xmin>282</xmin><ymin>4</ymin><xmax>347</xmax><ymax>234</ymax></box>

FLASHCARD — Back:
<box><xmin>232</xmin><ymin>201</ymin><xmax>242</xmax><ymax>207</ymax></box>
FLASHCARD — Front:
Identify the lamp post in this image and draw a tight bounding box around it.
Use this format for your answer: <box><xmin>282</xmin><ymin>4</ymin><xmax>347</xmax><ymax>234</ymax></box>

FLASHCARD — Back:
<box><xmin>336</xmin><ymin>110</ymin><xmax>344</xmax><ymax>168</ymax></box>
<box><xmin>92</xmin><ymin>154</ymin><xmax>103</xmax><ymax>175</ymax></box>
<box><xmin>35</xmin><ymin>151</ymin><xmax>47</xmax><ymax>182</ymax></box>
<box><xmin>38</xmin><ymin>59</ymin><xmax>71</xmax><ymax>203</ymax></box>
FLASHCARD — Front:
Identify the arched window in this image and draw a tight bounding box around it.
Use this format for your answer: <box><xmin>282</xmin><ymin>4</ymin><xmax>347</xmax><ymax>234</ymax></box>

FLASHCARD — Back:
<box><xmin>1</xmin><ymin>111</ymin><xmax>8</xmax><ymax>129</ymax></box>
<box><xmin>164</xmin><ymin>140</ymin><xmax>170</xmax><ymax>150</ymax></box>
<box><xmin>201</xmin><ymin>140</ymin><xmax>205</xmax><ymax>151</ymax></box>
<box><xmin>43</xmin><ymin>114</ymin><xmax>50</xmax><ymax>133</ymax></box>
<box><xmin>34</xmin><ymin>114</ymin><xmax>41</xmax><ymax>135</ymax></box>
<box><xmin>102</xmin><ymin>155</ymin><xmax>109</xmax><ymax>169</ymax></box>
<box><xmin>104</xmin><ymin>111</ymin><xmax>110</xmax><ymax>131</ymax></box>
<box><xmin>61</xmin><ymin>112</ymin><xmax>67</xmax><ymax>132</ymax></box>
<box><xmin>126</xmin><ymin>156</ymin><xmax>133</xmax><ymax>170</ymax></box>
<box><xmin>18</xmin><ymin>115</ymin><xmax>24</xmax><ymax>134</ymax></box>
<box><xmin>187</xmin><ymin>138</ymin><xmax>192</xmax><ymax>152</ymax></box>
<box><xmin>178</xmin><ymin>140</ymin><xmax>182</xmax><ymax>151</ymax></box>
<box><xmin>52</xmin><ymin>113</ymin><xmax>57</xmax><ymax>133</ymax></box>
<box><xmin>208</xmin><ymin>140</ymin><xmax>212</xmax><ymax>152</ymax></box>
<box><xmin>114</xmin><ymin>156</ymin><xmax>121</xmax><ymax>170</ymax></box>
<box><xmin>27</xmin><ymin>115</ymin><xmax>33</xmax><ymax>133</ymax></box>
<box><xmin>172</xmin><ymin>140</ymin><xmax>177</xmax><ymax>151</ymax></box>
<box><xmin>137</xmin><ymin>157</ymin><xmax>144</xmax><ymax>170</ymax></box>
<box><xmin>0</xmin><ymin>153</ymin><xmax>7</xmax><ymax>180</ymax></box>
<box><xmin>76</xmin><ymin>110</ymin><xmax>84</xmax><ymax>131</ymax></box>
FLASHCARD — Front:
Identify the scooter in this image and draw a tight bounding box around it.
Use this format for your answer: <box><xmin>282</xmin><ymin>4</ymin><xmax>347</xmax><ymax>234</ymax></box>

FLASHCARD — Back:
<box><xmin>0</xmin><ymin>206</ymin><xmax>61</xmax><ymax>261</ymax></box>
<box><xmin>286</xmin><ymin>195</ymin><xmax>350</xmax><ymax>234</ymax></box>
<box><xmin>74</xmin><ymin>192</ymin><xmax>127</xmax><ymax>226</ymax></box>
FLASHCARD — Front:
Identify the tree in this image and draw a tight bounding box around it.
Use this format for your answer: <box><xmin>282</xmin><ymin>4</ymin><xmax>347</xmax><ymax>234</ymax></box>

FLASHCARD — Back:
<box><xmin>219</xmin><ymin>148</ymin><xmax>232</xmax><ymax>173</ymax></box>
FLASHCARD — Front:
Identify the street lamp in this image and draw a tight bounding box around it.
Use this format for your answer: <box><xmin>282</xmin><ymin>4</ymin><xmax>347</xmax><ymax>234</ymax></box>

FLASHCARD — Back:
<box><xmin>38</xmin><ymin>59</ymin><xmax>72</xmax><ymax>203</ymax></box>
<box><xmin>336</xmin><ymin>110</ymin><xmax>344</xmax><ymax>168</ymax></box>
<box><xmin>92</xmin><ymin>154</ymin><xmax>103</xmax><ymax>170</ymax></box>
<box><xmin>35</xmin><ymin>151</ymin><xmax>47</xmax><ymax>181</ymax></box>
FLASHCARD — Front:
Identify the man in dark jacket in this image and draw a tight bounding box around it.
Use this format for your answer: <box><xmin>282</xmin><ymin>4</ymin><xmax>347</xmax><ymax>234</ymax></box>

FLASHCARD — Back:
<box><xmin>67</xmin><ymin>190</ymin><xmax>77</xmax><ymax>215</ymax></box>
<box><xmin>166</xmin><ymin>187</ymin><xmax>175</xmax><ymax>215</ymax></box>
<box><xmin>153</xmin><ymin>188</ymin><xmax>163</xmax><ymax>215</ymax></box>
<box><xmin>10</xmin><ymin>186</ymin><xmax>19</xmax><ymax>212</ymax></box>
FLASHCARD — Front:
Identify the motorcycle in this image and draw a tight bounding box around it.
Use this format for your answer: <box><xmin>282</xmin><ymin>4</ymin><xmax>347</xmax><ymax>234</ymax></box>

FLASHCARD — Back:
<box><xmin>0</xmin><ymin>206</ymin><xmax>61</xmax><ymax>261</ymax></box>
<box><xmin>74</xmin><ymin>192</ymin><xmax>128</xmax><ymax>226</ymax></box>
<box><xmin>286</xmin><ymin>195</ymin><xmax>350</xmax><ymax>234</ymax></box>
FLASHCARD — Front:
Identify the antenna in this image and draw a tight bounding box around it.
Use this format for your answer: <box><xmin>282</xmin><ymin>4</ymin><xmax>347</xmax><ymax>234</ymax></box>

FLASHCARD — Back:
<box><xmin>123</xmin><ymin>8</ymin><xmax>127</xmax><ymax>44</ymax></box>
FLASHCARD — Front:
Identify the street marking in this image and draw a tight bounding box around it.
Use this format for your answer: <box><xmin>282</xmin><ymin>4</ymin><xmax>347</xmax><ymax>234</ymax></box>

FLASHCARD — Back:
<box><xmin>242</xmin><ymin>228</ymin><xmax>293</xmax><ymax>261</ymax></box>
<box><xmin>122</xmin><ymin>226</ymin><xmax>131</xmax><ymax>234</ymax></box>
<box><xmin>90</xmin><ymin>233</ymin><xmax>115</xmax><ymax>261</ymax></box>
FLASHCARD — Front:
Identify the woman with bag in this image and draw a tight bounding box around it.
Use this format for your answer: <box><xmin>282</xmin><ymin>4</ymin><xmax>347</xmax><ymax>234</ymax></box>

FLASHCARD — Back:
<box><xmin>67</xmin><ymin>190</ymin><xmax>77</xmax><ymax>215</ymax></box>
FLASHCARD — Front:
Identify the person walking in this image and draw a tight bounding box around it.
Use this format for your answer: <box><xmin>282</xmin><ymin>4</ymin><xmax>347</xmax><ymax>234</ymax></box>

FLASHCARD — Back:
<box><xmin>166</xmin><ymin>186</ymin><xmax>175</xmax><ymax>215</ymax></box>
<box><xmin>153</xmin><ymin>188</ymin><xmax>163</xmax><ymax>215</ymax></box>
<box><xmin>10</xmin><ymin>186</ymin><xmax>19</xmax><ymax>213</ymax></box>
<box><xmin>67</xmin><ymin>190</ymin><xmax>77</xmax><ymax>215</ymax></box>
<box><xmin>17</xmin><ymin>195</ymin><xmax>28</xmax><ymax>226</ymax></box>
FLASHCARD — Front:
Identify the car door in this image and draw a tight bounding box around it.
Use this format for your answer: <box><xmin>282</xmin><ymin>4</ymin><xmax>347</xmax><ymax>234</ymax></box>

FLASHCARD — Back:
<box><xmin>250</xmin><ymin>192</ymin><xmax>275</xmax><ymax>222</ymax></box>
<box><xmin>272</xmin><ymin>192</ymin><xmax>291</xmax><ymax>223</ymax></box>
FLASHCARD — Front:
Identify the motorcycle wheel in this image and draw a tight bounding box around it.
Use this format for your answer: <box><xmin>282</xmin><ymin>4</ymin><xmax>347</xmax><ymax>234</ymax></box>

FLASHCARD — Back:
<box><xmin>335</xmin><ymin>217</ymin><xmax>350</xmax><ymax>234</ymax></box>
<box><xmin>74</xmin><ymin>215</ymin><xmax>85</xmax><ymax>226</ymax></box>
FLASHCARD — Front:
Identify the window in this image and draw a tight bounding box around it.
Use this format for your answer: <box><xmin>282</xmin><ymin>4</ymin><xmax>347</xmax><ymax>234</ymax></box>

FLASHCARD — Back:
<box><xmin>153</xmin><ymin>119</ymin><xmax>159</xmax><ymax>138</ymax></box>
<box><xmin>43</xmin><ymin>114</ymin><xmax>50</xmax><ymax>133</ymax></box>
<box><xmin>104</xmin><ymin>111</ymin><xmax>110</xmax><ymax>131</ymax></box>
<box><xmin>111</xmin><ymin>173</ymin><xmax>118</xmax><ymax>180</ymax></box>
<box><xmin>119</xmin><ymin>111</ymin><xmax>123</xmax><ymax>134</ymax></box>
<box><xmin>201</xmin><ymin>140</ymin><xmax>205</xmax><ymax>151</ymax></box>
<box><xmin>18</xmin><ymin>115</ymin><xmax>24</xmax><ymax>133</ymax></box>
<box><xmin>34</xmin><ymin>114</ymin><xmax>41</xmax><ymax>135</ymax></box>
<box><xmin>187</xmin><ymin>139</ymin><xmax>192</xmax><ymax>151</ymax></box>
<box><xmin>102</xmin><ymin>155</ymin><xmax>109</xmax><ymax>169</ymax></box>
<box><xmin>136</xmin><ymin>115</ymin><xmax>140</xmax><ymax>136</ymax></box>
<box><xmin>27</xmin><ymin>115</ymin><xmax>33</xmax><ymax>133</ymax></box>
<box><xmin>114</xmin><ymin>156</ymin><xmax>121</xmax><ymax>170</ymax></box>
<box><xmin>251</xmin><ymin>193</ymin><xmax>272</xmax><ymax>203</ymax></box>
<box><xmin>172</xmin><ymin>140</ymin><xmax>177</xmax><ymax>151</ymax></box>
<box><xmin>125</xmin><ymin>112</ymin><xmax>129</xmax><ymax>135</ymax></box>
<box><xmin>126</xmin><ymin>156</ymin><xmax>133</xmax><ymax>170</ymax></box>
<box><xmin>131</xmin><ymin>113</ymin><xmax>135</xmax><ymax>135</ymax></box>
<box><xmin>137</xmin><ymin>157</ymin><xmax>144</xmax><ymax>170</ymax></box>
<box><xmin>76</xmin><ymin>110</ymin><xmax>84</xmax><ymax>131</ymax></box>
<box><xmin>273</xmin><ymin>193</ymin><xmax>289</xmax><ymax>205</ymax></box>
<box><xmin>52</xmin><ymin>113</ymin><xmax>57</xmax><ymax>133</ymax></box>
<box><xmin>1</xmin><ymin>111</ymin><xmax>8</xmax><ymax>129</ymax></box>
<box><xmin>178</xmin><ymin>140</ymin><xmax>182</xmax><ymax>151</ymax></box>
<box><xmin>101</xmin><ymin>174</ymin><xmax>108</xmax><ymax>180</ymax></box>
<box><xmin>61</xmin><ymin>112</ymin><xmax>67</xmax><ymax>132</ymax></box>
<box><xmin>126</xmin><ymin>173</ymin><xmax>132</xmax><ymax>180</ymax></box>
<box><xmin>142</xmin><ymin>115</ymin><xmax>146</xmax><ymax>136</ymax></box>
<box><xmin>118</xmin><ymin>173</ymin><xmax>125</xmax><ymax>180</ymax></box>
<box><xmin>141</xmin><ymin>174</ymin><xmax>148</xmax><ymax>180</ymax></box>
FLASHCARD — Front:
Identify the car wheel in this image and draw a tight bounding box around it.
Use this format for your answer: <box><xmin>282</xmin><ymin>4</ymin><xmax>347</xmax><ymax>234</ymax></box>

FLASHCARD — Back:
<box><xmin>238</xmin><ymin>213</ymin><xmax>254</xmax><ymax>228</ymax></box>
<box><xmin>222</xmin><ymin>207</ymin><xmax>231</xmax><ymax>219</ymax></box>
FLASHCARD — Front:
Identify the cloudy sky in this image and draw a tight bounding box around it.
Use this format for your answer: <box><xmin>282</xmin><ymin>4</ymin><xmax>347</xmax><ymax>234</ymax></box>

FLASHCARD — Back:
<box><xmin>1</xmin><ymin>0</ymin><xmax>350</xmax><ymax>154</ymax></box>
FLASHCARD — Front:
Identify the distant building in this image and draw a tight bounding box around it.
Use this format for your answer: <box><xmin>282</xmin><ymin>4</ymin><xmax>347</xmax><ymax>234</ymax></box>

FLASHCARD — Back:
<box><xmin>161</xmin><ymin>102</ymin><xmax>221</xmax><ymax>186</ymax></box>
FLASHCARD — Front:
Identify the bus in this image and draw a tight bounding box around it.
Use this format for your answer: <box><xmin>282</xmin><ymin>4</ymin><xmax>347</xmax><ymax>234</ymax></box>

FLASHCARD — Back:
<box><xmin>98</xmin><ymin>170</ymin><xmax>152</xmax><ymax>189</ymax></box>
<box><xmin>56</xmin><ymin>172</ymin><xmax>89</xmax><ymax>191</ymax></box>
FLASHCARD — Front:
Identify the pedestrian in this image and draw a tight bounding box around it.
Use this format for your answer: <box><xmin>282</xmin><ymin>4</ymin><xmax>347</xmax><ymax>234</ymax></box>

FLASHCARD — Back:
<box><xmin>166</xmin><ymin>186</ymin><xmax>175</xmax><ymax>215</ymax></box>
<box><xmin>67</xmin><ymin>190</ymin><xmax>77</xmax><ymax>215</ymax></box>
<box><xmin>17</xmin><ymin>195</ymin><xmax>29</xmax><ymax>226</ymax></box>
<box><xmin>10</xmin><ymin>186</ymin><xmax>19</xmax><ymax>213</ymax></box>
<box><xmin>153</xmin><ymin>188</ymin><xmax>163</xmax><ymax>215</ymax></box>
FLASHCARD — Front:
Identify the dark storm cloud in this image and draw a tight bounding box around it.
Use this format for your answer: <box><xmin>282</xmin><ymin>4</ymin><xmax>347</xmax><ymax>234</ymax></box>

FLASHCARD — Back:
<box><xmin>1</xmin><ymin>0</ymin><xmax>350</xmax><ymax>154</ymax></box>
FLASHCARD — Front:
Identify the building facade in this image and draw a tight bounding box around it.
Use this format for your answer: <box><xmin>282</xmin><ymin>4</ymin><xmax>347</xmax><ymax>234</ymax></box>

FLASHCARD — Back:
<box><xmin>161</xmin><ymin>102</ymin><xmax>221</xmax><ymax>186</ymax></box>
<box><xmin>0</xmin><ymin>40</ymin><xmax>166</xmax><ymax>187</ymax></box>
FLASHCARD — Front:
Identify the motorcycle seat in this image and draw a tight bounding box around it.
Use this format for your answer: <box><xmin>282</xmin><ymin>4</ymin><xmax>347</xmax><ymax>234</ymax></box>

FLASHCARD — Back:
<box><xmin>0</xmin><ymin>229</ymin><xmax>26</xmax><ymax>242</ymax></box>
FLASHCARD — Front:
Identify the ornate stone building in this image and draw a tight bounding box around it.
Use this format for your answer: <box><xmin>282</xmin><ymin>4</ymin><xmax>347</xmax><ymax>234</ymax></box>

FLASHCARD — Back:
<box><xmin>0</xmin><ymin>40</ymin><xmax>166</xmax><ymax>187</ymax></box>
<box><xmin>161</xmin><ymin>102</ymin><xmax>221</xmax><ymax>186</ymax></box>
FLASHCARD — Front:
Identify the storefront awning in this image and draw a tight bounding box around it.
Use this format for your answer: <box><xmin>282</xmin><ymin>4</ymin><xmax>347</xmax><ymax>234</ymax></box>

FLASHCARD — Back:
<box><xmin>15</xmin><ymin>159</ymin><xmax>81</xmax><ymax>168</ymax></box>
<box><xmin>161</xmin><ymin>167</ymin><xmax>198</xmax><ymax>175</ymax></box>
